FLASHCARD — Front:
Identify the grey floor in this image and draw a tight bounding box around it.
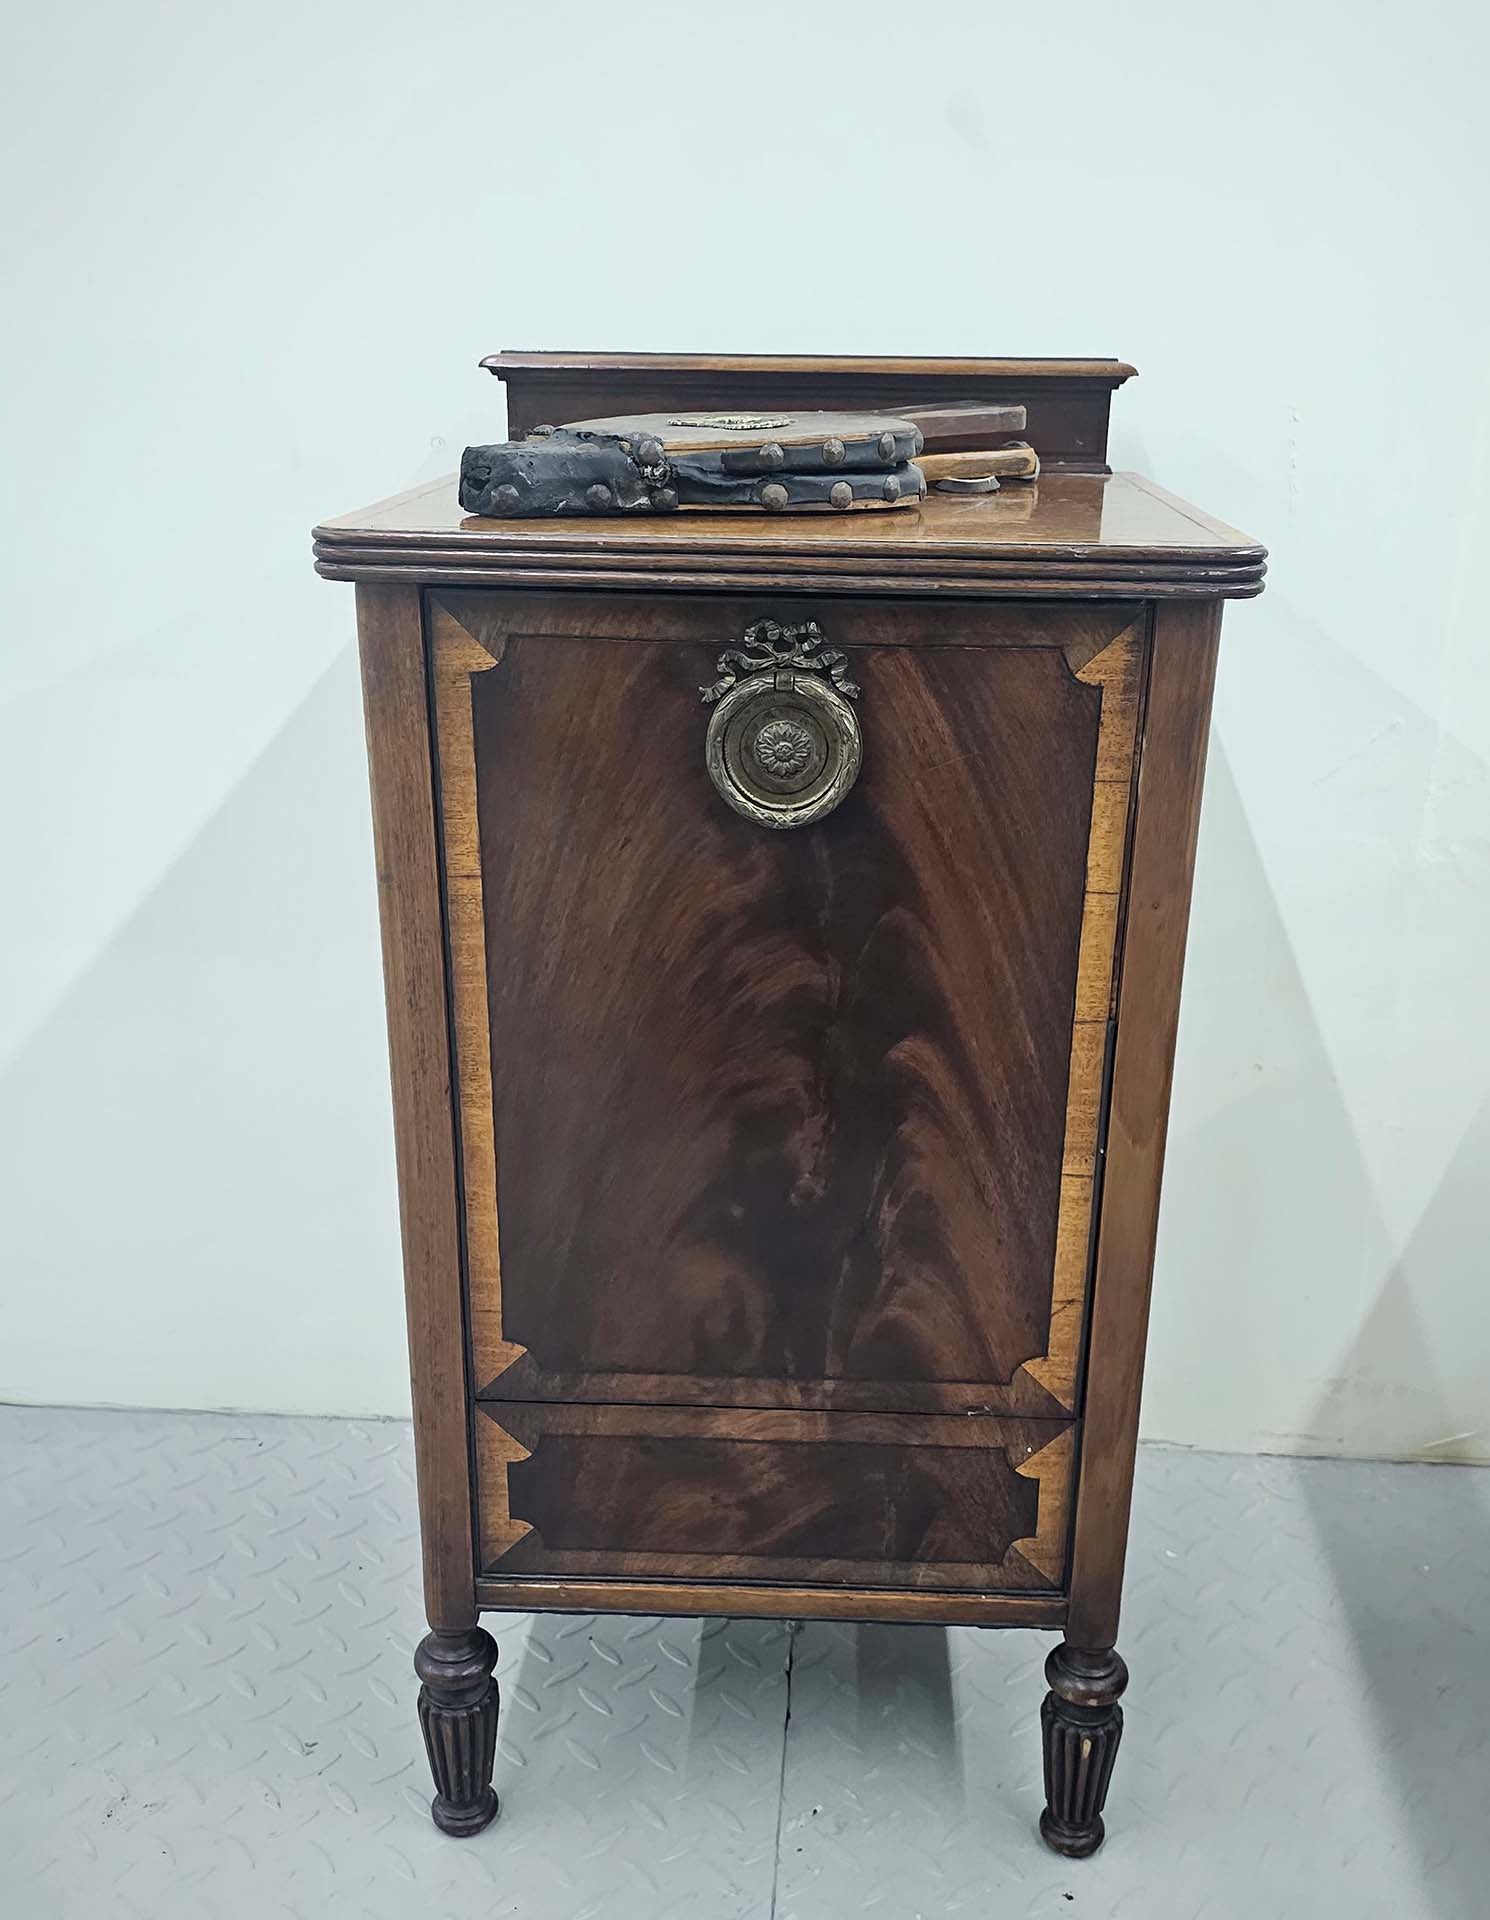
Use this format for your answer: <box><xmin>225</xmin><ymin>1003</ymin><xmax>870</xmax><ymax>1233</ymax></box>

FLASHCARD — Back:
<box><xmin>3</xmin><ymin>1408</ymin><xmax>1487</xmax><ymax>1920</ymax></box>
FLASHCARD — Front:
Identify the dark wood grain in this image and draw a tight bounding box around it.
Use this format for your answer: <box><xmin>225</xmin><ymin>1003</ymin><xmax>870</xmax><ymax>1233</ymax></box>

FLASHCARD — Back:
<box><xmin>439</xmin><ymin>592</ymin><xmax>1144</xmax><ymax>654</ymax></box>
<box><xmin>313</xmin><ymin>469</ymin><xmax>1266</xmax><ymax>599</ymax></box>
<box><xmin>482</xmin><ymin>351</ymin><xmax>1137</xmax><ymax>472</ymax></box>
<box><xmin>414</xmin><ymin>1628</ymin><xmax>500</xmax><ymax>1837</ymax></box>
<box><xmin>485</xmin><ymin>350</ymin><xmax>1138</xmax><ymax>376</ymax></box>
<box><xmin>316</xmin><ymin>552</ymin><xmax>1265</xmax><ymax>599</ymax></box>
<box><xmin>461</xmin><ymin>610</ymin><xmax>1103</xmax><ymax>1416</ymax></box>
<box><xmin>475</xmin><ymin>1405</ymin><xmax>1074</xmax><ymax>1591</ymax></box>
<box><xmin>353</xmin><ymin>585</ymin><xmax>477</xmax><ymax>1634</ymax></box>
<box><xmin>1065</xmin><ymin>600</ymin><xmax>1223</xmax><ymax>1650</ymax></box>
<box><xmin>1040</xmin><ymin>1644</ymin><xmax>1129</xmax><ymax>1857</ymax></box>
<box><xmin>434</xmin><ymin>593</ymin><xmax>1139</xmax><ymax>1418</ymax></box>
<box><xmin>472</xmin><ymin>1575</ymin><xmax>1067</xmax><ymax>1628</ymax></box>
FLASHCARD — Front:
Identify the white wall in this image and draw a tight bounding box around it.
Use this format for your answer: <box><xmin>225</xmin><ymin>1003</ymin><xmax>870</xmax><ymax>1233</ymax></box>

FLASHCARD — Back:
<box><xmin>2</xmin><ymin>1</ymin><xmax>1486</xmax><ymax>1455</ymax></box>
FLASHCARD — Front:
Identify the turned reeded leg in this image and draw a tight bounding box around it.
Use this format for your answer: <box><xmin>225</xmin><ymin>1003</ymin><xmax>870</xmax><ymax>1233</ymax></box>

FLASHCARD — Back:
<box><xmin>415</xmin><ymin>1627</ymin><xmax>500</xmax><ymax>1836</ymax></box>
<box><xmin>1039</xmin><ymin>1643</ymin><xmax>1128</xmax><ymax>1858</ymax></box>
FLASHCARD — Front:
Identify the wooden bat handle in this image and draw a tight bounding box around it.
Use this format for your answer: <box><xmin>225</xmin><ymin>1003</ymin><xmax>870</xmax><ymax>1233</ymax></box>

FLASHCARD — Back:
<box><xmin>919</xmin><ymin>444</ymin><xmax>1041</xmax><ymax>485</ymax></box>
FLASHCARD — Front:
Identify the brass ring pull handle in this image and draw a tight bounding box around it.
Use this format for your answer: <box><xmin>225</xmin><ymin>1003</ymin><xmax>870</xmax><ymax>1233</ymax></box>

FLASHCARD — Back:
<box><xmin>700</xmin><ymin>620</ymin><xmax>863</xmax><ymax>830</ymax></box>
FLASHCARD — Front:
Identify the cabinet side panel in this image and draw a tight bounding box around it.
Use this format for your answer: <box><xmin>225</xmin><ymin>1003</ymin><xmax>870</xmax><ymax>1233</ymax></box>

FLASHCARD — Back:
<box><xmin>354</xmin><ymin>583</ymin><xmax>475</xmax><ymax>1631</ymax></box>
<box><xmin>1066</xmin><ymin>600</ymin><xmax>1222</xmax><ymax>1649</ymax></box>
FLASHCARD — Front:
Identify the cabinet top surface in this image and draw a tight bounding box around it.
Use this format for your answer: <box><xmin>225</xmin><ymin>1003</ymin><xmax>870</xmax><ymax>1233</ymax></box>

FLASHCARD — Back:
<box><xmin>314</xmin><ymin>470</ymin><xmax>1265</xmax><ymax>599</ymax></box>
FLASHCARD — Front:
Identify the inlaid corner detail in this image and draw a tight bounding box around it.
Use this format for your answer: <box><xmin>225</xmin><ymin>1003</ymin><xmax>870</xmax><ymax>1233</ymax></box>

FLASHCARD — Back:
<box><xmin>1014</xmin><ymin>620</ymin><xmax>1144</xmax><ymax>1411</ymax></box>
<box><xmin>1009</xmin><ymin>1426</ymin><xmax>1076</xmax><ymax>1585</ymax></box>
<box><xmin>430</xmin><ymin>607</ymin><xmax>526</xmax><ymax>1389</ymax></box>
<box><xmin>472</xmin><ymin>1408</ymin><xmax>533</xmax><ymax>1563</ymax></box>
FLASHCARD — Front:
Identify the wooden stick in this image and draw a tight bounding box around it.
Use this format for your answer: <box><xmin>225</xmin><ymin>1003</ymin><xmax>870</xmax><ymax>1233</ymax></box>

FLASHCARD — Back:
<box><xmin>920</xmin><ymin>443</ymin><xmax>1041</xmax><ymax>485</ymax></box>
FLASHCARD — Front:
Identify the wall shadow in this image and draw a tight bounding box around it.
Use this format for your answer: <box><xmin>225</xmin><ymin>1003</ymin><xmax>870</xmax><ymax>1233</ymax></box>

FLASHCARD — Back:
<box><xmin>1298</xmin><ymin>1103</ymin><xmax>1490</xmax><ymax>1916</ymax></box>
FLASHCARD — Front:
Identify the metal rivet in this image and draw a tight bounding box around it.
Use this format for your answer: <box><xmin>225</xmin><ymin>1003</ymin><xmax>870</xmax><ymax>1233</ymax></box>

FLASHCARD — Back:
<box><xmin>830</xmin><ymin>481</ymin><xmax>854</xmax><ymax>510</ymax></box>
<box><xmin>651</xmin><ymin>487</ymin><xmax>679</xmax><ymax>511</ymax></box>
<box><xmin>492</xmin><ymin>483</ymin><xmax>521</xmax><ymax>513</ymax></box>
<box><xmin>911</xmin><ymin>428</ymin><xmax>925</xmax><ymax>455</ymax></box>
<box><xmin>758</xmin><ymin>442</ymin><xmax>785</xmax><ymax>470</ymax></box>
<box><xmin>822</xmin><ymin>437</ymin><xmax>845</xmax><ymax>466</ymax></box>
<box><xmin>877</xmin><ymin>431</ymin><xmax>896</xmax><ymax>462</ymax></box>
<box><xmin>760</xmin><ymin>482</ymin><xmax>790</xmax><ymax>511</ymax></box>
<box><xmin>636</xmin><ymin>436</ymin><xmax>664</xmax><ymax>466</ymax></box>
<box><xmin>882</xmin><ymin>475</ymin><xmax>901</xmax><ymax>502</ymax></box>
<box><xmin>586</xmin><ymin>483</ymin><xmax>613</xmax><ymax>510</ymax></box>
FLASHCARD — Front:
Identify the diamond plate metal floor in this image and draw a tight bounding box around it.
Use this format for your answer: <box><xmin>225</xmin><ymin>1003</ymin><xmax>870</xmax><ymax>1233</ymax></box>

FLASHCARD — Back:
<box><xmin>3</xmin><ymin>1406</ymin><xmax>1486</xmax><ymax>1918</ymax></box>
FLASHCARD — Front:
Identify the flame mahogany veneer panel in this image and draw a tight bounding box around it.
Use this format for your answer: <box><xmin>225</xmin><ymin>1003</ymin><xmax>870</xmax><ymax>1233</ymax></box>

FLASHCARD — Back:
<box><xmin>475</xmin><ymin>1404</ymin><xmax>1074</xmax><ymax>1591</ymax></box>
<box><xmin>437</xmin><ymin>594</ymin><xmax>1138</xmax><ymax>1417</ymax></box>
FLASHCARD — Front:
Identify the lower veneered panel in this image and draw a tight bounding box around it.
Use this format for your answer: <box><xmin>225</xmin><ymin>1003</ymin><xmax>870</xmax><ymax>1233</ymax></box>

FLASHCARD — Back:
<box><xmin>475</xmin><ymin>1405</ymin><xmax>1073</xmax><ymax>1591</ymax></box>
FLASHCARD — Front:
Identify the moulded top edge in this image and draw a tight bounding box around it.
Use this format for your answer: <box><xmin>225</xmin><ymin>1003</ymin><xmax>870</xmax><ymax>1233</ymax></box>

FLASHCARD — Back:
<box><xmin>482</xmin><ymin>352</ymin><xmax>1139</xmax><ymax>383</ymax></box>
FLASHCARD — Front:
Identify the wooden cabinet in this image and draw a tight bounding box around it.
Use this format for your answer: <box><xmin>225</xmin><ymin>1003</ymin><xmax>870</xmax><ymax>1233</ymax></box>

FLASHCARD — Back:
<box><xmin>315</xmin><ymin>353</ymin><xmax>1264</xmax><ymax>1858</ymax></box>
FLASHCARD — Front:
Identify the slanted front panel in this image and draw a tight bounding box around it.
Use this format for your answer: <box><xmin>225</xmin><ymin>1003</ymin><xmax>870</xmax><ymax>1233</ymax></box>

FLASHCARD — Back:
<box><xmin>432</xmin><ymin>592</ymin><xmax>1143</xmax><ymax>1419</ymax></box>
